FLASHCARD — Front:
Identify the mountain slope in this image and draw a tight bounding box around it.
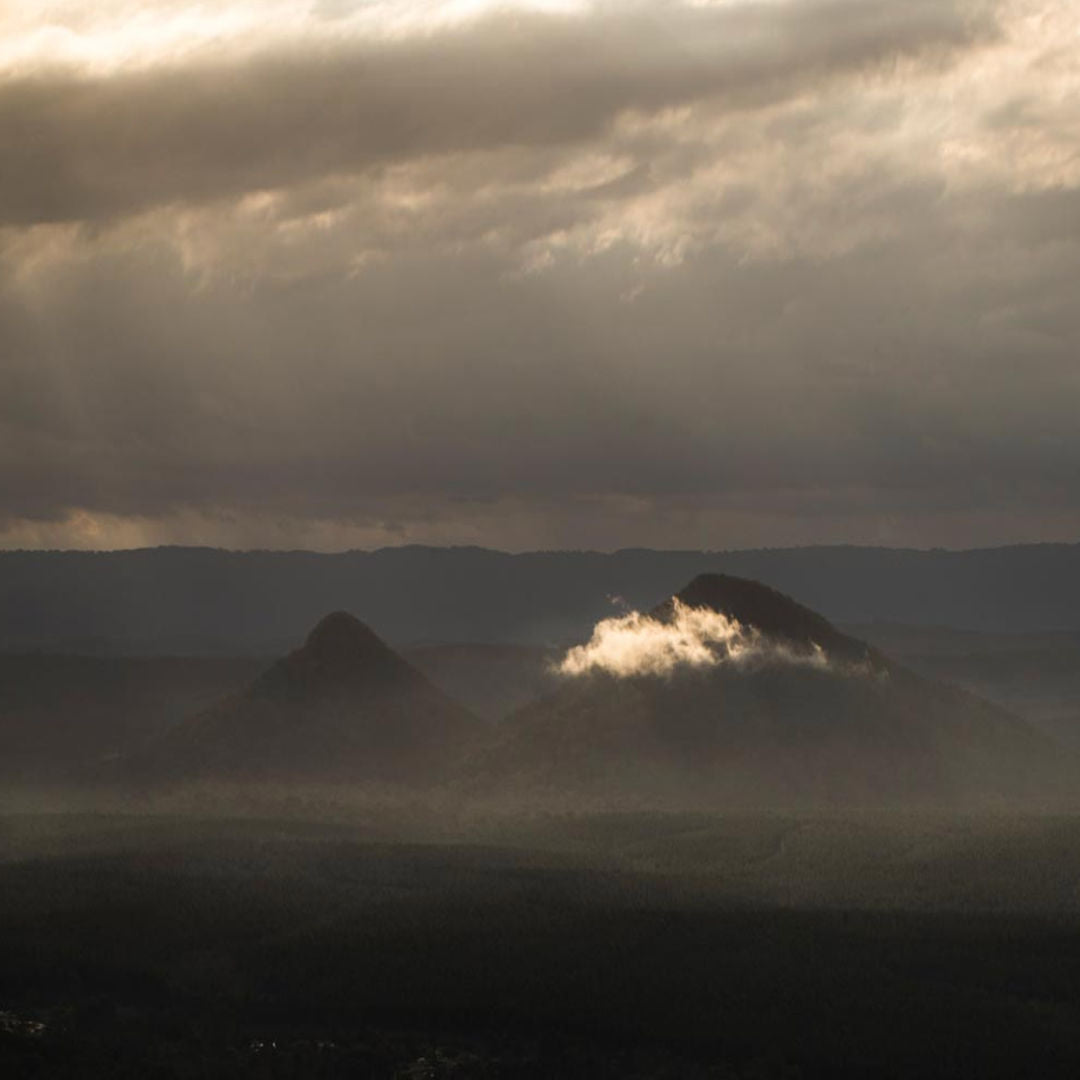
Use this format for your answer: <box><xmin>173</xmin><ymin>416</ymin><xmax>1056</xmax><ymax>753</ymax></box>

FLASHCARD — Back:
<box><xmin>468</xmin><ymin>575</ymin><xmax>1058</xmax><ymax>808</ymax></box>
<box><xmin>125</xmin><ymin>612</ymin><xmax>484</xmax><ymax>786</ymax></box>
<box><xmin>660</xmin><ymin>573</ymin><xmax>881</xmax><ymax>666</ymax></box>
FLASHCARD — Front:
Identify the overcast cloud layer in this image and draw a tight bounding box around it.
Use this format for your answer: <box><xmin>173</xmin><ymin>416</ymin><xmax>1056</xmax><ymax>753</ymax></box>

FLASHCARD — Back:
<box><xmin>2</xmin><ymin>0</ymin><xmax>1078</xmax><ymax>551</ymax></box>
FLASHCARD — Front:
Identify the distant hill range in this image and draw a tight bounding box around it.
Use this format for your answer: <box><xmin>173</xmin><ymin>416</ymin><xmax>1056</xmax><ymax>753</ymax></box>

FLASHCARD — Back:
<box><xmin>2</xmin><ymin>543</ymin><xmax>1080</xmax><ymax>654</ymax></box>
<box><xmin>469</xmin><ymin>575</ymin><xmax>1059</xmax><ymax>808</ymax></box>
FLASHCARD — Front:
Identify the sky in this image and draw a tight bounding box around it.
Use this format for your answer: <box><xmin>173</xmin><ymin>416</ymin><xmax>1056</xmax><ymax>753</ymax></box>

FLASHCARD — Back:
<box><xmin>1</xmin><ymin>0</ymin><xmax>1077</xmax><ymax>552</ymax></box>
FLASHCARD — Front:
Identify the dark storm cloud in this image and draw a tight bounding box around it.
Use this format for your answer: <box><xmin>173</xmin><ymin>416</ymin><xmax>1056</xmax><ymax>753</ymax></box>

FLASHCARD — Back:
<box><xmin>0</xmin><ymin>0</ymin><xmax>993</xmax><ymax>225</ymax></box>
<box><xmin>1</xmin><ymin>0</ymin><xmax>1077</xmax><ymax>551</ymax></box>
<box><xmin>2</xmin><ymin>173</ymin><xmax>1078</xmax><ymax>535</ymax></box>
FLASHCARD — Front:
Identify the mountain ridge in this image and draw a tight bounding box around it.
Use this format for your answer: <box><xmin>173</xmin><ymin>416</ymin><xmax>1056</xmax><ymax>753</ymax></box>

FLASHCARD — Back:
<box><xmin>3</xmin><ymin>543</ymin><xmax>1080</xmax><ymax>653</ymax></box>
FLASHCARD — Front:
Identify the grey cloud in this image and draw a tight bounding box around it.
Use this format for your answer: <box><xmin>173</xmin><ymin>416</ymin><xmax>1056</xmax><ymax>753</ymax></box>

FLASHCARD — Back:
<box><xmin>0</xmin><ymin>0</ymin><xmax>995</xmax><ymax>225</ymax></box>
<box><xmin>2</xmin><ymin>0</ymin><xmax>1077</xmax><ymax>553</ymax></box>
<box><xmin>1</xmin><ymin>167</ymin><xmax>1078</xmax><ymax>538</ymax></box>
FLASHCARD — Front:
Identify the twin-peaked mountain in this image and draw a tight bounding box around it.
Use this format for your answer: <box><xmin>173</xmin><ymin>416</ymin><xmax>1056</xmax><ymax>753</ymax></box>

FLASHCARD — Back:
<box><xmin>121</xmin><ymin>577</ymin><xmax>1059</xmax><ymax>806</ymax></box>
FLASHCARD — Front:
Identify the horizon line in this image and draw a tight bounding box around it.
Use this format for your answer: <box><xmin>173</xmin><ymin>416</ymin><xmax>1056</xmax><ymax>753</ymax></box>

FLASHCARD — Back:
<box><xmin>2</xmin><ymin>539</ymin><xmax>1079</xmax><ymax>558</ymax></box>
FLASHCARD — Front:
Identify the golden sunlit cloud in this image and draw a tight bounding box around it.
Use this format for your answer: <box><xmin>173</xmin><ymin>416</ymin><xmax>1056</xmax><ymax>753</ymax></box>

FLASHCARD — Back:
<box><xmin>559</xmin><ymin>598</ymin><xmax>830</xmax><ymax>677</ymax></box>
<box><xmin>0</xmin><ymin>0</ymin><xmax>592</xmax><ymax>74</ymax></box>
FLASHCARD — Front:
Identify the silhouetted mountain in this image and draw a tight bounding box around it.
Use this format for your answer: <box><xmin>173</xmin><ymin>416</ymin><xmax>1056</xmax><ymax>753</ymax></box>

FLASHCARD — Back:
<box><xmin>469</xmin><ymin>575</ymin><xmax>1058</xmax><ymax>808</ymax></box>
<box><xmin>0</xmin><ymin>642</ymin><xmax>553</xmax><ymax>785</ymax></box>
<box><xmin>124</xmin><ymin>612</ymin><xmax>484</xmax><ymax>786</ymax></box>
<box><xmin>659</xmin><ymin>573</ymin><xmax>882</xmax><ymax>667</ymax></box>
<box><xmin>2</xmin><ymin>543</ymin><xmax>1080</xmax><ymax>655</ymax></box>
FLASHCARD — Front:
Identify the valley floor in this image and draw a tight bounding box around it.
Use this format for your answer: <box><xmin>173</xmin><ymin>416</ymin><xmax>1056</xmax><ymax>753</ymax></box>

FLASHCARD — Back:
<box><xmin>4</xmin><ymin>808</ymin><xmax>1080</xmax><ymax>1078</ymax></box>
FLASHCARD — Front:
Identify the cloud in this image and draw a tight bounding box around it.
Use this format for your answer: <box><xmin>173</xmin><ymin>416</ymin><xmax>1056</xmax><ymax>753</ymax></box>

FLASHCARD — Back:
<box><xmin>0</xmin><ymin>0</ymin><xmax>1077</xmax><ymax>552</ymax></box>
<box><xmin>0</xmin><ymin>0</ymin><xmax>995</xmax><ymax>225</ymax></box>
<box><xmin>558</xmin><ymin>597</ymin><xmax>830</xmax><ymax>677</ymax></box>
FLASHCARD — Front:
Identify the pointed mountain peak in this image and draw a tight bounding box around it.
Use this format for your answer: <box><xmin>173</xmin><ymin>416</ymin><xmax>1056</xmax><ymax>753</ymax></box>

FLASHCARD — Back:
<box><xmin>249</xmin><ymin>610</ymin><xmax>413</xmax><ymax>698</ymax></box>
<box><xmin>125</xmin><ymin>608</ymin><xmax>483</xmax><ymax>786</ymax></box>
<box><xmin>303</xmin><ymin>610</ymin><xmax>387</xmax><ymax>663</ymax></box>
